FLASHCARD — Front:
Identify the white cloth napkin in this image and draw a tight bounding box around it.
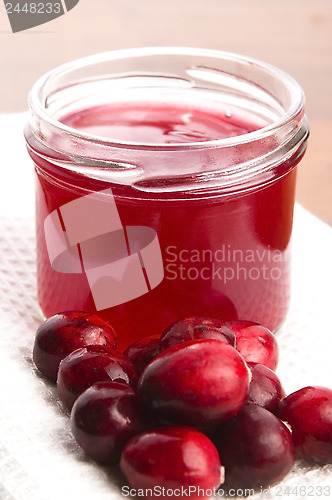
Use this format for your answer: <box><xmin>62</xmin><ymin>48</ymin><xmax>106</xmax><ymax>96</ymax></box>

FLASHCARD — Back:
<box><xmin>0</xmin><ymin>114</ymin><xmax>331</xmax><ymax>499</ymax></box>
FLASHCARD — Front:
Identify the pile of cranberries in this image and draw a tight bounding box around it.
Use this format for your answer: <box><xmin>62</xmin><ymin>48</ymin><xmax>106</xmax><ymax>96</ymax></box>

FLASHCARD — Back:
<box><xmin>32</xmin><ymin>312</ymin><xmax>332</xmax><ymax>496</ymax></box>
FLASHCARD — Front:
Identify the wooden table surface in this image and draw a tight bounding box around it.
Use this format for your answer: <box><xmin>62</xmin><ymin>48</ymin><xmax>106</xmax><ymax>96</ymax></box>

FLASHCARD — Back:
<box><xmin>1</xmin><ymin>0</ymin><xmax>331</xmax><ymax>225</ymax></box>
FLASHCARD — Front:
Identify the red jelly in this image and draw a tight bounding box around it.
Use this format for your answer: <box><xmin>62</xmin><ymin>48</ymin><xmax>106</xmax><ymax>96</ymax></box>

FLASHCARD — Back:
<box><xmin>25</xmin><ymin>48</ymin><xmax>308</xmax><ymax>349</ymax></box>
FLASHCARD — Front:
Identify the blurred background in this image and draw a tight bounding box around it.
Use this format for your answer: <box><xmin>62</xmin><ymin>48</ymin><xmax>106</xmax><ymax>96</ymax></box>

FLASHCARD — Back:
<box><xmin>1</xmin><ymin>0</ymin><xmax>331</xmax><ymax>224</ymax></box>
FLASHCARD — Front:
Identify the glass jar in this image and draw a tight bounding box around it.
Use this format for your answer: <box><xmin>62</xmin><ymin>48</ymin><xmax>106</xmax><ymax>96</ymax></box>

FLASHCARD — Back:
<box><xmin>25</xmin><ymin>47</ymin><xmax>309</xmax><ymax>350</ymax></box>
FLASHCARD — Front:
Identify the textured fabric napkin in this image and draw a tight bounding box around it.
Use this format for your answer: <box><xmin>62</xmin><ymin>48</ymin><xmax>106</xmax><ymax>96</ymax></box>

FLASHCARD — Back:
<box><xmin>0</xmin><ymin>114</ymin><xmax>331</xmax><ymax>499</ymax></box>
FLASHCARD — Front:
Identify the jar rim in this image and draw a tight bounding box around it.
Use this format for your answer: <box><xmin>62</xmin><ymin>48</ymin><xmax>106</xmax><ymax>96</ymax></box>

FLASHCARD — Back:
<box><xmin>28</xmin><ymin>46</ymin><xmax>306</xmax><ymax>151</ymax></box>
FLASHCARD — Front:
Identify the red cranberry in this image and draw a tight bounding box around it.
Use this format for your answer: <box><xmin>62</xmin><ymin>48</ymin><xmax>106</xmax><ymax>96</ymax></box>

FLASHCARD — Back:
<box><xmin>212</xmin><ymin>403</ymin><xmax>295</xmax><ymax>490</ymax></box>
<box><xmin>33</xmin><ymin>311</ymin><xmax>118</xmax><ymax>382</ymax></box>
<box><xmin>161</xmin><ymin>317</ymin><xmax>236</xmax><ymax>350</ymax></box>
<box><xmin>279</xmin><ymin>386</ymin><xmax>332</xmax><ymax>464</ymax></box>
<box><xmin>246</xmin><ymin>362</ymin><xmax>286</xmax><ymax>415</ymax></box>
<box><xmin>138</xmin><ymin>339</ymin><xmax>250</xmax><ymax>427</ymax></box>
<box><xmin>124</xmin><ymin>335</ymin><xmax>162</xmax><ymax>374</ymax></box>
<box><xmin>71</xmin><ymin>381</ymin><xmax>150</xmax><ymax>465</ymax></box>
<box><xmin>57</xmin><ymin>346</ymin><xmax>138</xmax><ymax>411</ymax></box>
<box><xmin>227</xmin><ymin>320</ymin><xmax>279</xmax><ymax>370</ymax></box>
<box><xmin>120</xmin><ymin>426</ymin><xmax>224</xmax><ymax>497</ymax></box>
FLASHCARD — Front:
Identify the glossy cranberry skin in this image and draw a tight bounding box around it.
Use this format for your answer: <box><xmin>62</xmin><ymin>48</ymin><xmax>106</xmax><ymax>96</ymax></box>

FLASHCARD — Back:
<box><xmin>212</xmin><ymin>403</ymin><xmax>295</xmax><ymax>490</ymax></box>
<box><xmin>33</xmin><ymin>311</ymin><xmax>118</xmax><ymax>382</ymax></box>
<box><xmin>279</xmin><ymin>386</ymin><xmax>332</xmax><ymax>464</ymax></box>
<box><xmin>57</xmin><ymin>346</ymin><xmax>138</xmax><ymax>411</ymax></box>
<box><xmin>120</xmin><ymin>426</ymin><xmax>223</xmax><ymax>497</ymax></box>
<box><xmin>161</xmin><ymin>316</ymin><xmax>236</xmax><ymax>350</ymax></box>
<box><xmin>138</xmin><ymin>339</ymin><xmax>250</xmax><ymax>427</ymax></box>
<box><xmin>246</xmin><ymin>362</ymin><xmax>286</xmax><ymax>415</ymax></box>
<box><xmin>227</xmin><ymin>321</ymin><xmax>279</xmax><ymax>370</ymax></box>
<box><xmin>71</xmin><ymin>381</ymin><xmax>149</xmax><ymax>465</ymax></box>
<box><xmin>124</xmin><ymin>335</ymin><xmax>162</xmax><ymax>374</ymax></box>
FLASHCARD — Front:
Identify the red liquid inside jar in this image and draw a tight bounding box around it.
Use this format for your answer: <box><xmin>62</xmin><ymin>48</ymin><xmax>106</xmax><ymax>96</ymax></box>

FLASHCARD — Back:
<box><xmin>26</xmin><ymin>49</ymin><xmax>308</xmax><ymax>350</ymax></box>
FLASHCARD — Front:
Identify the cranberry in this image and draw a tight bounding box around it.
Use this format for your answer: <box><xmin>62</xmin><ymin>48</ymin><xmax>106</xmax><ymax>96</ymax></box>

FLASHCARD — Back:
<box><xmin>161</xmin><ymin>316</ymin><xmax>236</xmax><ymax>350</ymax></box>
<box><xmin>57</xmin><ymin>346</ymin><xmax>138</xmax><ymax>411</ymax></box>
<box><xmin>279</xmin><ymin>386</ymin><xmax>332</xmax><ymax>464</ymax></box>
<box><xmin>212</xmin><ymin>403</ymin><xmax>295</xmax><ymax>490</ymax></box>
<box><xmin>227</xmin><ymin>320</ymin><xmax>279</xmax><ymax>370</ymax></box>
<box><xmin>124</xmin><ymin>335</ymin><xmax>162</xmax><ymax>374</ymax></box>
<box><xmin>138</xmin><ymin>339</ymin><xmax>250</xmax><ymax>427</ymax></box>
<box><xmin>71</xmin><ymin>381</ymin><xmax>150</xmax><ymax>464</ymax></box>
<box><xmin>33</xmin><ymin>311</ymin><xmax>118</xmax><ymax>382</ymax></box>
<box><xmin>246</xmin><ymin>362</ymin><xmax>286</xmax><ymax>415</ymax></box>
<box><xmin>120</xmin><ymin>426</ymin><xmax>224</xmax><ymax>497</ymax></box>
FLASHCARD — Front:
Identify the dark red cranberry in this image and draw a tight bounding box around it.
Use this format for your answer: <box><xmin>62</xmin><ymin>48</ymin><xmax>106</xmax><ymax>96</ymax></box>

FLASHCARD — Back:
<box><xmin>138</xmin><ymin>339</ymin><xmax>250</xmax><ymax>427</ymax></box>
<box><xmin>57</xmin><ymin>346</ymin><xmax>138</xmax><ymax>411</ymax></box>
<box><xmin>71</xmin><ymin>381</ymin><xmax>150</xmax><ymax>464</ymax></box>
<box><xmin>279</xmin><ymin>386</ymin><xmax>332</xmax><ymax>464</ymax></box>
<box><xmin>120</xmin><ymin>426</ymin><xmax>224</xmax><ymax>497</ymax></box>
<box><xmin>124</xmin><ymin>335</ymin><xmax>162</xmax><ymax>374</ymax></box>
<box><xmin>33</xmin><ymin>311</ymin><xmax>118</xmax><ymax>382</ymax></box>
<box><xmin>160</xmin><ymin>316</ymin><xmax>236</xmax><ymax>350</ymax></box>
<box><xmin>227</xmin><ymin>320</ymin><xmax>279</xmax><ymax>370</ymax></box>
<box><xmin>212</xmin><ymin>403</ymin><xmax>295</xmax><ymax>490</ymax></box>
<box><xmin>246</xmin><ymin>362</ymin><xmax>286</xmax><ymax>415</ymax></box>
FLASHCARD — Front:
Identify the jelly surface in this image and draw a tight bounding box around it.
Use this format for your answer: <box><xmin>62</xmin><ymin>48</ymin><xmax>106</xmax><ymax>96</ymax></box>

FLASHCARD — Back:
<box><xmin>60</xmin><ymin>101</ymin><xmax>259</xmax><ymax>144</ymax></box>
